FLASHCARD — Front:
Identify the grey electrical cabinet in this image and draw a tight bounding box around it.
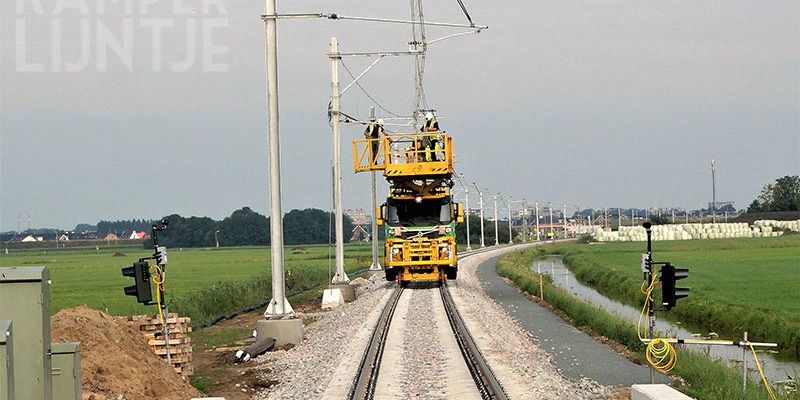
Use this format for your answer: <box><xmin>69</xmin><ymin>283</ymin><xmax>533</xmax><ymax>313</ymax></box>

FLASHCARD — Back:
<box><xmin>51</xmin><ymin>342</ymin><xmax>80</xmax><ymax>400</ymax></box>
<box><xmin>0</xmin><ymin>267</ymin><xmax>52</xmax><ymax>400</ymax></box>
<box><xmin>0</xmin><ymin>320</ymin><xmax>13</xmax><ymax>400</ymax></box>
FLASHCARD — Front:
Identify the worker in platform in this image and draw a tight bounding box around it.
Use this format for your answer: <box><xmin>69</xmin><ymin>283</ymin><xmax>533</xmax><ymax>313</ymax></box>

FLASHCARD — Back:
<box><xmin>364</xmin><ymin>118</ymin><xmax>385</xmax><ymax>164</ymax></box>
<box><xmin>423</xmin><ymin>112</ymin><xmax>441</xmax><ymax>161</ymax></box>
<box><xmin>423</xmin><ymin>112</ymin><xmax>439</xmax><ymax>132</ymax></box>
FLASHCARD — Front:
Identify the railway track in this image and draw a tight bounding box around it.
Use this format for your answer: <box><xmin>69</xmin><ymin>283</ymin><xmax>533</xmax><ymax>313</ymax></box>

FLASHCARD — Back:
<box><xmin>348</xmin><ymin>248</ymin><xmax>508</xmax><ymax>400</ymax></box>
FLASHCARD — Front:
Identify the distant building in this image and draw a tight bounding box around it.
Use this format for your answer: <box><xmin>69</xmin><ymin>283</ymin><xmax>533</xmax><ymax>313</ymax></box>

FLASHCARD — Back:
<box><xmin>58</xmin><ymin>234</ymin><xmax>70</xmax><ymax>241</ymax></box>
<box><xmin>21</xmin><ymin>235</ymin><xmax>37</xmax><ymax>242</ymax></box>
<box><xmin>128</xmin><ymin>231</ymin><xmax>148</xmax><ymax>240</ymax></box>
<box><xmin>103</xmin><ymin>233</ymin><xmax>119</xmax><ymax>241</ymax></box>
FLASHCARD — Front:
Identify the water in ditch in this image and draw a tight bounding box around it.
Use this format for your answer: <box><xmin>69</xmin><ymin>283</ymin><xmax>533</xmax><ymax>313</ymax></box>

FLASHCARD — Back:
<box><xmin>531</xmin><ymin>256</ymin><xmax>798</xmax><ymax>383</ymax></box>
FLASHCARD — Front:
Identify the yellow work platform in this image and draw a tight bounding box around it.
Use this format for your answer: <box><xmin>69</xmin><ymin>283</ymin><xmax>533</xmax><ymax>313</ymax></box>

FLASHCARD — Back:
<box><xmin>353</xmin><ymin>132</ymin><xmax>454</xmax><ymax>178</ymax></box>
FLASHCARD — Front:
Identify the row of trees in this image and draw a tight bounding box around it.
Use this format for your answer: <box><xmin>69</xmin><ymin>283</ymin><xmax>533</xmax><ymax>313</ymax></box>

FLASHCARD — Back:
<box><xmin>747</xmin><ymin>175</ymin><xmax>800</xmax><ymax>213</ymax></box>
<box><xmin>95</xmin><ymin>219</ymin><xmax>154</xmax><ymax>235</ymax></box>
<box><xmin>144</xmin><ymin>207</ymin><xmax>353</xmax><ymax>248</ymax></box>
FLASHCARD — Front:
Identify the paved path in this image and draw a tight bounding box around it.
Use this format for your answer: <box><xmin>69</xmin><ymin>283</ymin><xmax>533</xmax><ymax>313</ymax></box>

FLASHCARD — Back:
<box><xmin>476</xmin><ymin>255</ymin><xmax>670</xmax><ymax>386</ymax></box>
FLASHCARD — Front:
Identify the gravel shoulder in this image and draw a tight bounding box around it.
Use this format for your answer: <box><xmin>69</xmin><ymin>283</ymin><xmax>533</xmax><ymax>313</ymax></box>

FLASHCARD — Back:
<box><xmin>450</xmin><ymin>245</ymin><xmax>611</xmax><ymax>400</ymax></box>
<box><xmin>255</xmin><ymin>274</ymin><xmax>393</xmax><ymax>399</ymax></box>
<box><xmin>476</xmin><ymin>253</ymin><xmax>665</xmax><ymax>386</ymax></box>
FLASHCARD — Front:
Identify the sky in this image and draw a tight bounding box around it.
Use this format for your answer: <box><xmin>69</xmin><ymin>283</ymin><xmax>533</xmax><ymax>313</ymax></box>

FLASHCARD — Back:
<box><xmin>1</xmin><ymin>0</ymin><xmax>798</xmax><ymax>231</ymax></box>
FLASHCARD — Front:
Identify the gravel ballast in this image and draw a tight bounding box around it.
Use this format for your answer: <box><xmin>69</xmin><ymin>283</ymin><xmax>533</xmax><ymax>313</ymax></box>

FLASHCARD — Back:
<box><xmin>255</xmin><ymin>246</ymin><xmax>612</xmax><ymax>399</ymax></box>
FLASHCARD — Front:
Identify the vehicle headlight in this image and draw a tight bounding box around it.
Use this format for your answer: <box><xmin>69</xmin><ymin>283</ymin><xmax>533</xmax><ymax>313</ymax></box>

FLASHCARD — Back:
<box><xmin>392</xmin><ymin>247</ymin><xmax>401</xmax><ymax>255</ymax></box>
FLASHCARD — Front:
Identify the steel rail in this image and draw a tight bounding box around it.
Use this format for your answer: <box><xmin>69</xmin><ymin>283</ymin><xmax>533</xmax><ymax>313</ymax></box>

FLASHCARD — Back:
<box><xmin>440</xmin><ymin>284</ymin><xmax>509</xmax><ymax>400</ymax></box>
<box><xmin>348</xmin><ymin>286</ymin><xmax>404</xmax><ymax>400</ymax></box>
<box><xmin>347</xmin><ymin>246</ymin><xmax>502</xmax><ymax>400</ymax></box>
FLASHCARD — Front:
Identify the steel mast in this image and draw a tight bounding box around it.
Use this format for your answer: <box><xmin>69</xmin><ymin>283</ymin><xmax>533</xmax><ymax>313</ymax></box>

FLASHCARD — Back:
<box><xmin>263</xmin><ymin>0</ymin><xmax>292</xmax><ymax>317</ymax></box>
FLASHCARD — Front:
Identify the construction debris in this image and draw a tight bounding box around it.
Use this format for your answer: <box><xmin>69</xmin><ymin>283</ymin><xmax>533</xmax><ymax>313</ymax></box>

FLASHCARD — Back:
<box><xmin>51</xmin><ymin>306</ymin><xmax>202</xmax><ymax>400</ymax></box>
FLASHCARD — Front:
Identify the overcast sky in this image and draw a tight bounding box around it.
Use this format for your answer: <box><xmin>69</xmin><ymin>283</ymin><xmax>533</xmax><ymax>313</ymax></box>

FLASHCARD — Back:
<box><xmin>1</xmin><ymin>0</ymin><xmax>798</xmax><ymax>231</ymax></box>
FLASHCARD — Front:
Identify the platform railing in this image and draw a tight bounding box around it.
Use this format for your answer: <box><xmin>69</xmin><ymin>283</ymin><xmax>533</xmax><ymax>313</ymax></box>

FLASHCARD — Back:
<box><xmin>353</xmin><ymin>132</ymin><xmax>454</xmax><ymax>176</ymax></box>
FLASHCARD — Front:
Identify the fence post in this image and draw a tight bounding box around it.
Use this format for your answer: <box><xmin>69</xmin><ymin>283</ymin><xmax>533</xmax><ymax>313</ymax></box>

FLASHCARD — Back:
<box><xmin>742</xmin><ymin>331</ymin><xmax>748</xmax><ymax>391</ymax></box>
<box><xmin>537</xmin><ymin>262</ymin><xmax>544</xmax><ymax>302</ymax></box>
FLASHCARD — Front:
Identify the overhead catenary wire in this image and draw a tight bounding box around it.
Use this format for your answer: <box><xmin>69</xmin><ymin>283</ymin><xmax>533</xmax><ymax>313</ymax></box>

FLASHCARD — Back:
<box><xmin>455</xmin><ymin>0</ymin><xmax>475</xmax><ymax>26</ymax></box>
<box><xmin>340</xmin><ymin>59</ymin><xmax>405</xmax><ymax>118</ymax></box>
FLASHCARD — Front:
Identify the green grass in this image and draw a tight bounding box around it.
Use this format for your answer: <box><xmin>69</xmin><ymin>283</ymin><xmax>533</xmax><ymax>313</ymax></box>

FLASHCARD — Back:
<box><xmin>0</xmin><ymin>243</ymin><xmax>375</xmax><ymax>322</ymax></box>
<box><xmin>497</xmin><ymin>248</ymin><xmax>800</xmax><ymax>400</ymax></box>
<box><xmin>191</xmin><ymin>327</ymin><xmax>253</xmax><ymax>352</ymax></box>
<box><xmin>551</xmin><ymin>237</ymin><xmax>800</xmax><ymax>356</ymax></box>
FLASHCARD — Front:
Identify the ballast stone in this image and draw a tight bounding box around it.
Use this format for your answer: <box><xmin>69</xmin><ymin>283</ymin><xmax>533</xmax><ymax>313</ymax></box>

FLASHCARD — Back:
<box><xmin>631</xmin><ymin>384</ymin><xmax>693</xmax><ymax>400</ymax></box>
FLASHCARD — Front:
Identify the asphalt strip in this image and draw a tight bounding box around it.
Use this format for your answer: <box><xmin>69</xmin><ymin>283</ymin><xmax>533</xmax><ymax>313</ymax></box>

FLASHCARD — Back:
<box><xmin>476</xmin><ymin>255</ymin><xmax>671</xmax><ymax>386</ymax></box>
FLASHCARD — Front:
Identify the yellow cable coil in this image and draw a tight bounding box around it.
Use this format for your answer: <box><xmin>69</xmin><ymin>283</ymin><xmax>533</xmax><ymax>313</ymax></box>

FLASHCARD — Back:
<box><xmin>637</xmin><ymin>273</ymin><xmax>778</xmax><ymax>399</ymax></box>
<box><xmin>637</xmin><ymin>275</ymin><xmax>677</xmax><ymax>373</ymax></box>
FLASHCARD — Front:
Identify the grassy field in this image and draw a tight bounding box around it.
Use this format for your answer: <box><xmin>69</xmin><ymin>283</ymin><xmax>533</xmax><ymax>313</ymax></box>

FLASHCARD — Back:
<box><xmin>0</xmin><ymin>243</ymin><xmax>375</xmax><ymax>320</ymax></box>
<box><xmin>497</xmin><ymin>248</ymin><xmax>800</xmax><ymax>400</ymax></box>
<box><xmin>553</xmin><ymin>236</ymin><xmax>800</xmax><ymax>355</ymax></box>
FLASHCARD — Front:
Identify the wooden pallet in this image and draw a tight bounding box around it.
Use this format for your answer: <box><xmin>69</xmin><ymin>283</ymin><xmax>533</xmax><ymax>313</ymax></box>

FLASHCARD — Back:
<box><xmin>130</xmin><ymin>314</ymin><xmax>193</xmax><ymax>377</ymax></box>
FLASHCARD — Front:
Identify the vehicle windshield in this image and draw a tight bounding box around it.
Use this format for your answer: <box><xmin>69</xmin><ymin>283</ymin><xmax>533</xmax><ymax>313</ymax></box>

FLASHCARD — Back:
<box><xmin>386</xmin><ymin>197</ymin><xmax>451</xmax><ymax>227</ymax></box>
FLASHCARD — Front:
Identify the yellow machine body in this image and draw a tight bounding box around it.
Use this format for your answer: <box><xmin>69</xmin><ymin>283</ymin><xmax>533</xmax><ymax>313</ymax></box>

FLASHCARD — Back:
<box><xmin>354</xmin><ymin>131</ymin><xmax>462</xmax><ymax>284</ymax></box>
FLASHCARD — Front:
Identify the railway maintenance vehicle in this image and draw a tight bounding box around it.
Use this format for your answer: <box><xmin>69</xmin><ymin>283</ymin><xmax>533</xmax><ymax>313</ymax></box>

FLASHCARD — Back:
<box><xmin>353</xmin><ymin>129</ymin><xmax>464</xmax><ymax>285</ymax></box>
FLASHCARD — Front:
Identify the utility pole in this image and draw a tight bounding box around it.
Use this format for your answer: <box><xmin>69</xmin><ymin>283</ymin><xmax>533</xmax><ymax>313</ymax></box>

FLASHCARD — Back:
<box><xmin>604</xmin><ymin>208</ymin><xmax>609</xmax><ymax>230</ymax></box>
<box><xmin>548</xmin><ymin>202</ymin><xmax>554</xmax><ymax>239</ymax></box>
<box><xmin>463</xmin><ymin>175</ymin><xmax>472</xmax><ymax>250</ymax></box>
<box><xmin>711</xmin><ymin>159</ymin><xmax>717</xmax><ymax>224</ymax></box>
<box><xmin>563</xmin><ymin>204</ymin><xmax>568</xmax><ymax>239</ymax></box>
<box><xmin>506</xmin><ymin>195</ymin><xmax>513</xmax><ymax>244</ymax></box>
<box><xmin>535</xmin><ymin>201</ymin><xmax>540</xmax><ymax>240</ymax></box>
<box><xmin>493</xmin><ymin>193</ymin><xmax>499</xmax><ymax>246</ymax></box>
<box><xmin>329</xmin><ymin>37</ymin><xmax>349</xmax><ymax>284</ymax></box>
<box><xmin>522</xmin><ymin>199</ymin><xmax>527</xmax><ymax>243</ymax></box>
<box><xmin>473</xmin><ymin>183</ymin><xmax>485</xmax><ymax>247</ymax></box>
<box><xmin>263</xmin><ymin>0</ymin><xmax>292</xmax><ymax>317</ymax></box>
<box><xmin>672</xmin><ymin>209</ymin><xmax>675</xmax><ymax>224</ymax></box>
<box><xmin>369</xmin><ymin>106</ymin><xmax>381</xmax><ymax>271</ymax></box>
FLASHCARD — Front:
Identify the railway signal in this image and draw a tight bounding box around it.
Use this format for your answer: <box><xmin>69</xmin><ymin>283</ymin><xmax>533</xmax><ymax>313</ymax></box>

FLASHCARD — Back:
<box><xmin>122</xmin><ymin>260</ymin><xmax>152</xmax><ymax>304</ymax></box>
<box><xmin>660</xmin><ymin>263</ymin><xmax>690</xmax><ymax>310</ymax></box>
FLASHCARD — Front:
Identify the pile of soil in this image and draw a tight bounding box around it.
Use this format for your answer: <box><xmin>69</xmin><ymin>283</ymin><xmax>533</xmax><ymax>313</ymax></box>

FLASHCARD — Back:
<box><xmin>51</xmin><ymin>306</ymin><xmax>203</xmax><ymax>400</ymax></box>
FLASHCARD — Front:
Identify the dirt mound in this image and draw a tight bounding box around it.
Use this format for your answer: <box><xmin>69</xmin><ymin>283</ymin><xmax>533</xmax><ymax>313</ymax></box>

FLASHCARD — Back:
<box><xmin>51</xmin><ymin>306</ymin><xmax>203</xmax><ymax>400</ymax></box>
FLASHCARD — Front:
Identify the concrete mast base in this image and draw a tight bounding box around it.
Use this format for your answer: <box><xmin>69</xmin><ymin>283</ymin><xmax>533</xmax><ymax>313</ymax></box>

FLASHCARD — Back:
<box><xmin>255</xmin><ymin>318</ymin><xmax>304</xmax><ymax>347</ymax></box>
